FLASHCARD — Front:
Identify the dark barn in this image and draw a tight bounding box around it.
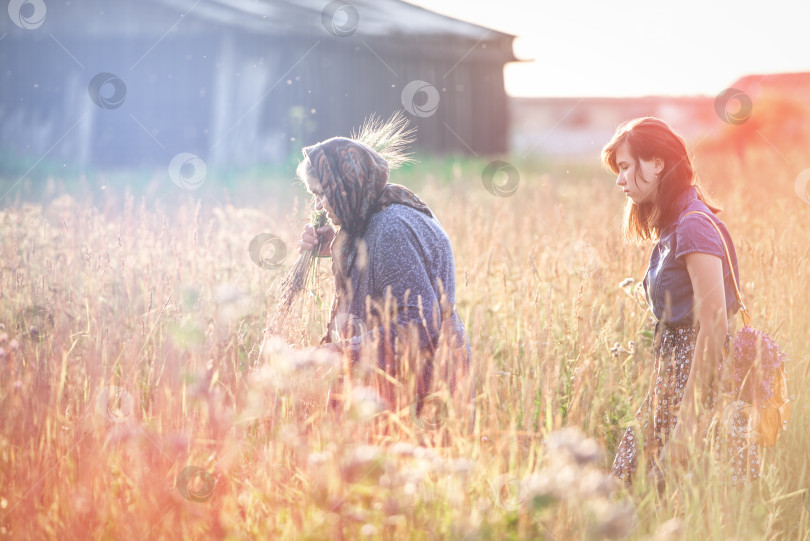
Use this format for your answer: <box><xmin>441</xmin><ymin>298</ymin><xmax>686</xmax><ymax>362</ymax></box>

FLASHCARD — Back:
<box><xmin>0</xmin><ymin>0</ymin><xmax>517</xmax><ymax>173</ymax></box>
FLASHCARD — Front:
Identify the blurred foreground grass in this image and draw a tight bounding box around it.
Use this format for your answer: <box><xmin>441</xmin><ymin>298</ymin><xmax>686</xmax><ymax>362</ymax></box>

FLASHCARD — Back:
<box><xmin>1</xmin><ymin>146</ymin><xmax>809</xmax><ymax>540</ymax></box>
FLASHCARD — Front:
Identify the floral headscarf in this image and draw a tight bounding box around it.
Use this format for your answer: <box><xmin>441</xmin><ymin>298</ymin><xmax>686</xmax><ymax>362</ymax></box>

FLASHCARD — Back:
<box><xmin>301</xmin><ymin>137</ymin><xmax>433</xmax><ymax>341</ymax></box>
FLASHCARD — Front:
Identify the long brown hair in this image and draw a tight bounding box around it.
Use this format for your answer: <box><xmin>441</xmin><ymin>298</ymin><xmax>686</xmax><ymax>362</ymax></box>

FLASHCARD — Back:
<box><xmin>601</xmin><ymin>117</ymin><xmax>719</xmax><ymax>244</ymax></box>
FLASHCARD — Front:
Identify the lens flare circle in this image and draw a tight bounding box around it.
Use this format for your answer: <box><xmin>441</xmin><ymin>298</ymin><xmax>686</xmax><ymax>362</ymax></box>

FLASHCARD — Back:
<box><xmin>714</xmin><ymin>88</ymin><xmax>752</xmax><ymax>125</ymax></box>
<box><xmin>168</xmin><ymin>153</ymin><xmax>207</xmax><ymax>190</ymax></box>
<box><xmin>88</xmin><ymin>72</ymin><xmax>127</xmax><ymax>110</ymax></box>
<box><xmin>18</xmin><ymin>305</ymin><xmax>54</xmax><ymax>340</ymax></box>
<box><xmin>722</xmin><ymin>399</ymin><xmax>760</xmax><ymax>438</ymax></box>
<box><xmin>481</xmin><ymin>160</ymin><xmax>519</xmax><ymax>197</ymax></box>
<box><xmin>248</xmin><ymin>233</ymin><xmax>287</xmax><ymax>269</ymax></box>
<box><xmin>321</xmin><ymin>0</ymin><xmax>359</xmax><ymax>37</ymax></box>
<box><xmin>330</xmin><ymin>312</ymin><xmax>367</xmax><ymax>351</ymax></box>
<box><xmin>8</xmin><ymin>0</ymin><xmax>47</xmax><ymax>29</ymax></box>
<box><xmin>794</xmin><ymin>168</ymin><xmax>810</xmax><ymax>205</ymax></box>
<box><xmin>176</xmin><ymin>466</ymin><xmax>216</xmax><ymax>503</ymax></box>
<box><xmin>409</xmin><ymin>394</ymin><xmax>447</xmax><ymax>431</ymax></box>
<box><xmin>95</xmin><ymin>386</ymin><xmax>135</xmax><ymax>423</ymax></box>
<box><xmin>491</xmin><ymin>473</ymin><xmax>527</xmax><ymax>511</ymax></box>
<box><xmin>561</xmin><ymin>241</ymin><xmax>602</xmax><ymax>275</ymax></box>
<box><xmin>401</xmin><ymin>80</ymin><xmax>440</xmax><ymax>118</ymax></box>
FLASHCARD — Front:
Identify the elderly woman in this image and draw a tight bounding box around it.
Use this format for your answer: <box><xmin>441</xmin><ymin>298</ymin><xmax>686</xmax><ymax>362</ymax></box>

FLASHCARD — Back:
<box><xmin>296</xmin><ymin>127</ymin><xmax>471</xmax><ymax>406</ymax></box>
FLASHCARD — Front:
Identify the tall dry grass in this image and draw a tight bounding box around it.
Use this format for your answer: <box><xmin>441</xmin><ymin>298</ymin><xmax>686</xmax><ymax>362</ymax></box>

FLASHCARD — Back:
<box><xmin>0</xmin><ymin>145</ymin><xmax>808</xmax><ymax>540</ymax></box>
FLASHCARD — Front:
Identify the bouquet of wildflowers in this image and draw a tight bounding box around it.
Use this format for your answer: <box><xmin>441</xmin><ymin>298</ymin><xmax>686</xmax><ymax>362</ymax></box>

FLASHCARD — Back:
<box><xmin>731</xmin><ymin>325</ymin><xmax>787</xmax><ymax>404</ymax></box>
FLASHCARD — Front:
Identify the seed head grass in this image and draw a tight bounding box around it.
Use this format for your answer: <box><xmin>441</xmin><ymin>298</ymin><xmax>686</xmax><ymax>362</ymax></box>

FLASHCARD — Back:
<box><xmin>0</xmin><ymin>145</ymin><xmax>808</xmax><ymax>539</ymax></box>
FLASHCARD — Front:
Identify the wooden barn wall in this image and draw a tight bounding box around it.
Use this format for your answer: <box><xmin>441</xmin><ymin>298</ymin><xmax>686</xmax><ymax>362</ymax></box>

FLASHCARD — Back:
<box><xmin>0</xmin><ymin>3</ymin><xmax>512</xmax><ymax>172</ymax></box>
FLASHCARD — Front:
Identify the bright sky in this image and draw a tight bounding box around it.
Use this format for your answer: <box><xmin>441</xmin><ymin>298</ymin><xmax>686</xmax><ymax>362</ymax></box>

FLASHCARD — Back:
<box><xmin>407</xmin><ymin>0</ymin><xmax>810</xmax><ymax>97</ymax></box>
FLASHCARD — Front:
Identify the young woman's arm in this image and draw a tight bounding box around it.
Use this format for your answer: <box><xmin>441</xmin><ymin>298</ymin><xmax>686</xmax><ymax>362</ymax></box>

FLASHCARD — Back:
<box><xmin>668</xmin><ymin>252</ymin><xmax>728</xmax><ymax>461</ymax></box>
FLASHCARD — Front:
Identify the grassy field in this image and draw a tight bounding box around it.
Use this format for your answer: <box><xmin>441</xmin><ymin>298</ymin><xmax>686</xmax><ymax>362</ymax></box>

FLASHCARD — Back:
<box><xmin>0</xmin><ymin>145</ymin><xmax>808</xmax><ymax>540</ymax></box>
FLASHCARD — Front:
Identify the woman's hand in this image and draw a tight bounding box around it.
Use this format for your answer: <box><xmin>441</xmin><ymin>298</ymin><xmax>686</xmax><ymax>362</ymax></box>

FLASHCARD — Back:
<box><xmin>298</xmin><ymin>224</ymin><xmax>335</xmax><ymax>257</ymax></box>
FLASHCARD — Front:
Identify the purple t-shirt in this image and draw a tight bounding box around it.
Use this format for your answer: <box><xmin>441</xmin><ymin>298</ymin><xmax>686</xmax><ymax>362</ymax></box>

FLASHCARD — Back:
<box><xmin>643</xmin><ymin>186</ymin><xmax>741</xmax><ymax>325</ymax></box>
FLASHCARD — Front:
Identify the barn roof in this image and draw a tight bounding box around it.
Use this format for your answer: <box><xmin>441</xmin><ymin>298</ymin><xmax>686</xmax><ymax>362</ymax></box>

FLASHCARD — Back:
<box><xmin>152</xmin><ymin>0</ymin><xmax>515</xmax><ymax>40</ymax></box>
<box><xmin>12</xmin><ymin>0</ymin><xmax>518</xmax><ymax>63</ymax></box>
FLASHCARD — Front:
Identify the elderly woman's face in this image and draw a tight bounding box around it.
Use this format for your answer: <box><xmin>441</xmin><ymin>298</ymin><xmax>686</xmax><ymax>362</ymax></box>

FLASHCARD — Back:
<box><xmin>309</xmin><ymin>184</ymin><xmax>341</xmax><ymax>226</ymax></box>
<box><xmin>300</xmin><ymin>157</ymin><xmax>341</xmax><ymax>226</ymax></box>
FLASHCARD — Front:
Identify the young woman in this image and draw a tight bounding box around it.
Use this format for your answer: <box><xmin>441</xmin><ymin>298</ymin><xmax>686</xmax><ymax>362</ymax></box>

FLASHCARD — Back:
<box><xmin>295</xmin><ymin>124</ymin><xmax>471</xmax><ymax>408</ymax></box>
<box><xmin>601</xmin><ymin>117</ymin><xmax>759</xmax><ymax>485</ymax></box>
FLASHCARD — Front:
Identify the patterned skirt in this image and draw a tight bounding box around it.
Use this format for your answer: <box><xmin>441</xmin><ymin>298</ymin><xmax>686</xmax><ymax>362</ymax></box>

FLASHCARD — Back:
<box><xmin>611</xmin><ymin>323</ymin><xmax>761</xmax><ymax>486</ymax></box>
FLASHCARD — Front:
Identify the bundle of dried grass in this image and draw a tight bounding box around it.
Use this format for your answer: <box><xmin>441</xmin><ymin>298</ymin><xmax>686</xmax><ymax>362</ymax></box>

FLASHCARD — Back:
<box><xmin>278</xmin><ymin>208</ymin><xmax>328</xmax><ymax>309</ymax></box>
<box><xmin>266</xmin><ymin>208</ymin><xmax>328</xmax><ymax>341</ymax></box>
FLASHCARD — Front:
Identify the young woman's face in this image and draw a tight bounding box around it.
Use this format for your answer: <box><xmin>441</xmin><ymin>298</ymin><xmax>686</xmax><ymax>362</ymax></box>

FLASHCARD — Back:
<box><xmin>614</xmin><ymin>142</ymin><xmax>663</xmax><ymax>205</ymax></box>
